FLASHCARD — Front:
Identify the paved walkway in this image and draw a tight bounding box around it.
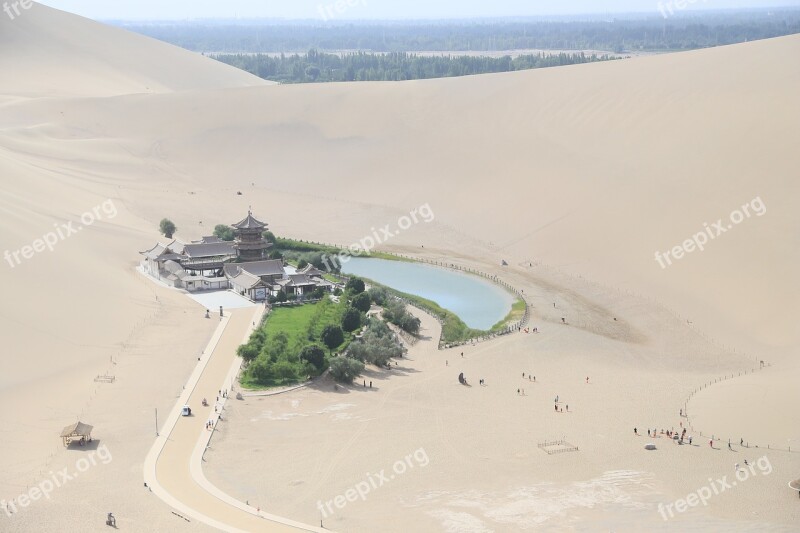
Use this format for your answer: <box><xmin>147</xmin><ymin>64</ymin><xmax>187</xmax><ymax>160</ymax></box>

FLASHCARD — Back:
<box><xmin>144</xmin><ymin>307</ymin><xmax>324</xmax><ymax>533</ymax></box>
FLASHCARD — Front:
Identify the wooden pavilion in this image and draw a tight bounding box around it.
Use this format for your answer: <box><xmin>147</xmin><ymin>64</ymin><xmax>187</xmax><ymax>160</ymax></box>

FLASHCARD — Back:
<box><xmin>60</xmin><ymin>421</ymin><xmax>93</xmax><ymax>447</ymax></box>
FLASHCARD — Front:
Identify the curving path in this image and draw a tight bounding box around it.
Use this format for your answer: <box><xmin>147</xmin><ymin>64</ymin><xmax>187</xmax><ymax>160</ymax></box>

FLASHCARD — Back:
<box><xmin>144</xmin><ymin>306</ymin><xmax>325</xmax><ymax>533</ymax></box>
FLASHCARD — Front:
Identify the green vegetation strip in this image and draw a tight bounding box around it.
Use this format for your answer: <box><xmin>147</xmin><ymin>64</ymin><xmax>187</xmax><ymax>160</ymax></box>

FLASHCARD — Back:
<box><xmin>358</xmin><ymin>276</ymin><xmax>523</xmax><ymax>345</ymax></box>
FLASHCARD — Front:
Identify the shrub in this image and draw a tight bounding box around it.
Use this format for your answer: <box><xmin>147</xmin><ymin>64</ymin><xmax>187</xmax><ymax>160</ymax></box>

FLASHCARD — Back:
<box><xmin>329</xmin><ymin>356</ymin><xmax>365</xmax><ymax>383</ymax></box>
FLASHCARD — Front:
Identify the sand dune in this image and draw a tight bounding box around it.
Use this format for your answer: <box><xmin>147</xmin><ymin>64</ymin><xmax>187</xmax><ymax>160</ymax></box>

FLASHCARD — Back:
<box><xmin>0</xmin><ymin>3</ymin><xmax>267</xmax><ymax>99</ymax></box>
<box><xmin>0</xmin><ymin>4</ymin><xmax>797</xmax><ymax>531</ymax></box>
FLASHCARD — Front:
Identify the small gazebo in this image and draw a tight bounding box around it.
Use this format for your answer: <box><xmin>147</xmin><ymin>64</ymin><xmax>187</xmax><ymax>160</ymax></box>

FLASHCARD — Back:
<box><xmin>60</xmin><ymin>421</ymin><xmax>93</xmax><ymax>447</ymax></box>
<box><xmin>790</xmin><ymin>479</ymin><xmax>800</xmax><ymax>500</ymax></box>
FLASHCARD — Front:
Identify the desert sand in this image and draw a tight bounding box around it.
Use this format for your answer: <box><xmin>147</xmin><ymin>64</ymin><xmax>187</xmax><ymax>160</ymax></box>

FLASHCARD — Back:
<box><xmin>0</xmin><ymin>3</ymin><xmax>798</xmax><ymax>532</ymax></box>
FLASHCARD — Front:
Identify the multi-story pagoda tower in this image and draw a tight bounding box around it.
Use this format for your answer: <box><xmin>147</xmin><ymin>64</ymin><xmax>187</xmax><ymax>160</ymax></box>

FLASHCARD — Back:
<box><xmin>232</xmin><ymin>210</ymin><xmax>271</xmax><ymax>262</ymax></box>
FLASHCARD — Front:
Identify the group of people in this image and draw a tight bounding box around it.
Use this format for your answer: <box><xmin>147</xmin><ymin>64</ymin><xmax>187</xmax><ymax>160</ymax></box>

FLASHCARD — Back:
<box><xmin>635</xmin><ymin>427</ymin><xmax>693</xmax><ymax>445</ymax></box>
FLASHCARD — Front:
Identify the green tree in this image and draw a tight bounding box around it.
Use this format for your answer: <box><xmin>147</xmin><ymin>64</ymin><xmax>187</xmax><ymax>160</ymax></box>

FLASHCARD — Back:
<box><xmin>299</xmin><ymin>344</ymin><xmax>326</xmax><ymax>372</ymax></box>
<box><xmin>328</xmin><ymin>356</ymin><xmax>364</xmax><ymax>383</ymax></box>
<box><xmin>384</xmin><ymin>300</ymin><xmax>421</xmax><ymax>335</ymax></box>
<box><xmin>263</xmin><ymin>230</ymin><xmax>276</xmax><ymax>242</ymax></box>
<box><xmin>310</xmin><ymin>287</ymin><xmax>325</xmax><ymax>300</ymax></box>
<box><xmin>351</xmin><ymin>292</ymin><xmax>371</xmax><ymax>313</ymax></box>
<box><xmin>346</xmin><ymin>277</ymin><xmax>365</xmax><ymax>294</ymax></box>
<box><xmin>247</xmin><ymin>358</ymin><xmax>272</xmax><ymax>383</ymax></box>
<box><xmin>321</xmin><ymin>324</ymin><xmax>345</xmax><ymax>351</ymax></box>
<box><xmin>341</xmin><ymin>307</ymin><xmax>362</xmax><ymax>332</ymax></box>
<box><xmin>213</xmin><ymin>224</ymin><xmax>235</xmax><ymax>241</ymax></box>
<box><xmin>159</xmin><ymin>218</ymin><xmax>176</xmax><ymax>238</ymax></box>
<box><xmin>237</xmin><ymin>343</ymin><xmax>259</xmax><ymax>363</ymax></box>
<box><xmin>400</xmin><ymin>314</ymin><xmax>421</xmax><ymax>335</ymax></box>
<box><xmin>270</xmin><ymin>290</ymin><xmax>288</xmax><ymax>303</ymax></box>
<box><xmin>367</xmin><ymin>287</ymin><xmax>388</xmax><ymax>306</ymax></box>
<box><xmin>266</xmin><ymin>331</ymin><xmax>289</xmax><ymax>359</ymax></box>
<box><xmin>272</xmin><ymin>360</ymin><xmax>298</xmax><ymax>380</ymax></box>
<box><xmin>347</xmin><ymin>317</ymin><xmax>405</xmax><ymax>366</ymax></box>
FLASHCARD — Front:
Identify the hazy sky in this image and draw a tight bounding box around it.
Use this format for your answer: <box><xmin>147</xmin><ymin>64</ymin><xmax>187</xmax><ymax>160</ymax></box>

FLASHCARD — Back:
<box><xmin>37</xmin><ymin>0</ymin><xmax>800</xmax><ymax>20</ymax></box>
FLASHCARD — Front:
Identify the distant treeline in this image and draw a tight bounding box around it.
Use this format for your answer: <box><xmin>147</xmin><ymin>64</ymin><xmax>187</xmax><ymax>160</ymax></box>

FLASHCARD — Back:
<box><xmin>212</xmin><ymin>50</ymin><xmax>618</xmax><ymax>83</ymax></box>
<box><xmin>116</xmin><ymin>10</ymin><xmax>800</xmax><ymax>53</ymax></box>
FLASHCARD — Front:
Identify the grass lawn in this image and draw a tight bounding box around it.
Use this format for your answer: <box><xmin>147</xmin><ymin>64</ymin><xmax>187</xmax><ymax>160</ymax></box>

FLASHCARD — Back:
<box><xmin>239</xmin><ymin>297</ymin><xmax>352</xmax><ymax>389</ymax></box>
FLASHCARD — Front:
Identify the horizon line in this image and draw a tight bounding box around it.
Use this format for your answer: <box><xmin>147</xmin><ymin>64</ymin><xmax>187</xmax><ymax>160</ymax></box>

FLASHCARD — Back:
<box><xmin>99</xmin><ymin>6</ymin><xmax>800</xmax><ymax>24</ymax></box>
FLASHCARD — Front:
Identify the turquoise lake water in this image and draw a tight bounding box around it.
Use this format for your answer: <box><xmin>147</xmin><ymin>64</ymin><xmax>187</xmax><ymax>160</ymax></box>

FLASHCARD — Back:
<box><xmin>340</xmin><ymin>258</ymin><xmax>514</xmax><ymax>330</ymax></box>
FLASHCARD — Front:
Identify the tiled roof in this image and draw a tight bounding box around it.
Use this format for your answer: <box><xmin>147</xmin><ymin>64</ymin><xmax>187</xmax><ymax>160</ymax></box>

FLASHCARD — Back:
<box><xmin>298</xmin><ymin>264</ymin><xmax>324</xmax><ymax>277</ymax></box>
<box><xmin>287</xmin><ymin>274</ymin><xmax>316</xmax><ymax>286</ymax></box>
<box><xmin>140</xmin><ymin>240</ymin><xmax>179</xmax><ymax>260</ymax></box>
<box><xmin>183</xmin><ymin>242</ymin><xmax>236</xmax><ymax>258</ymax></box>
<box><xmin>231</xmin><ymin>271</ymin><xmax>265</xmax><ymax>290</ymax></box>
<box><xmin>238</xmin><ymin>259</ymin><xmax>285</xmax><ymax>277</ymax></box>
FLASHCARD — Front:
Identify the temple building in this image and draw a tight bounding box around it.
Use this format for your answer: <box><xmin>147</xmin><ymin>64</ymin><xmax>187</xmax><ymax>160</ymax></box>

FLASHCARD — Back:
<box><xmin>232</xmin><ymin>210</ymin><xmax>271</xmax><ymax>262</ymax></box>
<box><xmin>139</xmin><ymin>210</ymin><xmax>333</xmax><ymax>301</ymax></box>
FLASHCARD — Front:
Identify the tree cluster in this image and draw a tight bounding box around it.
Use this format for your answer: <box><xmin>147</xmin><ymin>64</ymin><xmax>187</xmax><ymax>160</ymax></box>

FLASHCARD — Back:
<box><xmin>383</xmin><ymin>299</ymin><xmax>421</xmax><ymax>336</ymax></box>
<box><xmin>347</xmin><ymin>317</ymin><xmax>406</xmax><ymax>367</ymax></box>
<box><xmin>213</xmin><ymin>50</ymin><xmax>616</xmax><ymax>83</ymax></box>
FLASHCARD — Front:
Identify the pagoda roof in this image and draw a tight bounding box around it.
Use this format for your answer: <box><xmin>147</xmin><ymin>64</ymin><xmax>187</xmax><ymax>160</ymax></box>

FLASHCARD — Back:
<box><xmin>232</xmin><ymin>211</ymin><xmax>267</xmax><ymax>230</ymax></box>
